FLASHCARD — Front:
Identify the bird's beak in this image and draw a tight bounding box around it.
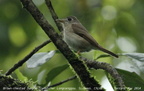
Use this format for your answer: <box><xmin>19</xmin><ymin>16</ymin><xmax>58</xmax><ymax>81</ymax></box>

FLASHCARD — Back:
<box><xmin>56</xmin><ymin>19</ymin><xmax>66</xmax><ymax>23</ymax></box>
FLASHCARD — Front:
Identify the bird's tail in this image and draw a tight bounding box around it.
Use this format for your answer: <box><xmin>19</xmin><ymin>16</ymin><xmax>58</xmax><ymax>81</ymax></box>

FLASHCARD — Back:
<box><xmin>99</xmin><ymin>47</ymin><xmax>119</xmax><ymax>58</ymax></box>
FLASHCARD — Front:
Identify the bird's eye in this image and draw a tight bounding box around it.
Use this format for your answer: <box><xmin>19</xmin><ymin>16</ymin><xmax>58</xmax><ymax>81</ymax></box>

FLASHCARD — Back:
<box><xmin>67</xmin><ymin>17</ymin><xmax>72</xmax><ymax>21</ymax></box>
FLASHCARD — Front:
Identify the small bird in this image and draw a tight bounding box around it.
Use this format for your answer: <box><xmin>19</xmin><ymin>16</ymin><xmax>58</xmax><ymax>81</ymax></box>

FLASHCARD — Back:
<box><xmin>56</xmin><ymin>16</ymin><xmax>118</xmax><ymax>58</ymax></box>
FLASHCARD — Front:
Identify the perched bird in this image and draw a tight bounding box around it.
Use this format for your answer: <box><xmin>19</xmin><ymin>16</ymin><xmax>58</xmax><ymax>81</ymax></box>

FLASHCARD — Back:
<box><xmin>56</xmin><ymin>16</ymin><xmax>118</xmax><ymax>58</ymax></box>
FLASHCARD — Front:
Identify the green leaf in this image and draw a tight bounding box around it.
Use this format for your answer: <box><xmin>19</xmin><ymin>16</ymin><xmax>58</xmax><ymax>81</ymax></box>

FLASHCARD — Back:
<box><xmin>121</xmin><ymin>53</ymin><xmax>144</xmax><ymax>62</ymax></box>
<box><xmin>120</xmin><ymin>53</ymin><xmax>144</xmax><ymax>77</ymax></box>
<box><xmin>116</xmin><ymin>69</ymin><xmax>144</xmax><ymax>91</ymax></box>
<box><xmin>26</xmin><ymin>51</ymin><xmax>55</xmax><ymax>68</ymax></box>
<box><xmin>95</xmin><ymin>54</ymin><xmax>110</xmax><ymax>60</ymax></box>
<box><xmin>15</xmin><ymin>69</ymin><xmax>28</xmax><ymax>82</ymax></box>
<box><xmin>42</xmin><ymin>64</ymin><xmax>69</xmax><ymax>86</ymax></box>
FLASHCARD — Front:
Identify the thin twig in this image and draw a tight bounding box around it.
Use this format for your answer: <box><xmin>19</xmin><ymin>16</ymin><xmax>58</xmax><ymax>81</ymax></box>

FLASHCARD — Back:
<box><xmin>5</xmin><ymin>40</ymin><xmax>51</xmax><ymax>76</ymax></box>
<box><xmin>42</xmin><ymin>76</ymin><xmax>77</xmax><ymax>91</ymax></box>
<box><xmin>45</xmin><ymin>0</ymin><xmax>63</xmax><ymax>32</ymax></box>
<box><xmin>80</xmin><ymin>57</ymin><xmax>126</xmax><ymax>90</ymax></box>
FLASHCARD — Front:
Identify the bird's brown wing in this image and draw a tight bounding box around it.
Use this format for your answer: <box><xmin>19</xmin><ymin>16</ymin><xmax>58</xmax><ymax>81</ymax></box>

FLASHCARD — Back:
<box><xmin>72</xmin><ymin>23</ymin><xmax>100</xmax><ymax>47</ymax></box>
<box><xmin>72</xmin><ymin>23</ymin><xmax>118</xmax><ymax>58</ymax></box>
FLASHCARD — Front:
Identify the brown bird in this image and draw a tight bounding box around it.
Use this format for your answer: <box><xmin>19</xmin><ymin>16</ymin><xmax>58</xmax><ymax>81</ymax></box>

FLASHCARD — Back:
<box><xmin>57</xmin><ymin>16</ymin><xmax>118</xmax><ymax>58</ymax></box>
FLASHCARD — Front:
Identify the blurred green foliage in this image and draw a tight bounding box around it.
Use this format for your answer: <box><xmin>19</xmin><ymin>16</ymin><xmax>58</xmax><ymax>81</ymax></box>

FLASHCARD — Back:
<box><xmin>0</xmin><ymin>0</ymin><xmax>144</xmax><ymax>91</ymax></box>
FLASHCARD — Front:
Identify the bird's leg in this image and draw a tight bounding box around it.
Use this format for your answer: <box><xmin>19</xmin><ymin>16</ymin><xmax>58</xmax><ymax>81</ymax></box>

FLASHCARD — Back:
<box><xmin>77</xmin><ymin>50</ymin><xmax>81</xmax><ymax>56</ymax></box>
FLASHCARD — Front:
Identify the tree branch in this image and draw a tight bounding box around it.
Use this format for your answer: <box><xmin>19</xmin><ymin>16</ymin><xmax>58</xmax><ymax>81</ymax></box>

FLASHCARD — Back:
<box><xmin>41</xmin><ymin>57</ymin><xmax>127</xmax><ymax>91</ymax></box>
<box><xmin>42</xmin><ymin>76</ymin><xmax>77</xmax><ymax>91</ymax></box>
<box><xmin>20</xmin><ymin>0</ymin><xmax>104</xmax><ymax>90</ymax></box>
<box><xmin>5</xmin><ymin>40</ymin><xmax>51</xmax><ymax>76</ymax></box>
<box><xmin>0</xmin><ymin>75</ymin><xmax>35</xmax><ymax>91</ymax></box>
<box><xmin>45</xmin><ymin>0</ymin><xmax>63</xmax><ymax>32</ymax></box>
<box><xmin>80</xmin><ymin>57</ymin><xmax>126</xmax><ymax>91</ymax></box>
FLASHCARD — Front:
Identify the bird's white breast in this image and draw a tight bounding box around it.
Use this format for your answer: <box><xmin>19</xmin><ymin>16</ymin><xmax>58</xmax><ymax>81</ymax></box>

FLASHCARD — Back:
<box><xmin>63</xmin><ymin>25</ymin><xmax>93</xmax><ymax>52</ymax></box>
